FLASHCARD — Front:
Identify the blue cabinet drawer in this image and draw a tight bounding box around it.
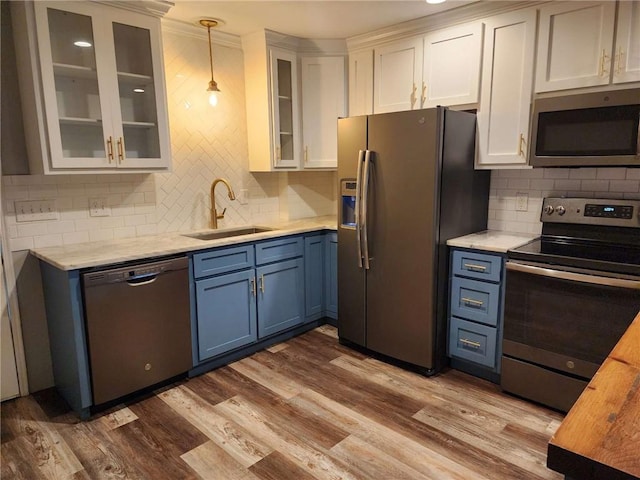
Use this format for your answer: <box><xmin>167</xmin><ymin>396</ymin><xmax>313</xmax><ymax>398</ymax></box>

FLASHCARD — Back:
<box><xmin>193</xmin><ymin>245</ymin><xmax>255</xmax><ymax>278</ymax></box>
<box><xmin>255</xmin><ymin>236</ymin><xmax>303</xmax><ymax>265</ymax></box>
<box><xmin>452</xmin><ymin>250</ymin><xmax>502</xmax><ymax>282</ymax></box>
<box><xmin>450</xmin><ymin>276</ymin><xmax>500</xmax><ymax>326</ymax></box>
<box><xmin>449</xmin><ymin>317</ymin><xmax>497</xmax><ymax>368</ymax></box>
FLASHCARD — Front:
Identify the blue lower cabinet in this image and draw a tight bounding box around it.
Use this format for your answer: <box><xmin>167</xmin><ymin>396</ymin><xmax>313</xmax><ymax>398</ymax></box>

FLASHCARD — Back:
<box><xmin>325</xmin><ymin>233</ymin><xmax>338</xmax><ymax>319</ymax></box>
<box><xmin>196</xmin><ymin>269</ymin><xmax>257</xmax><ymax>361</ymax></box>
<box><xmin>257</xmin><ymin>258</ymin><xmax>305</xmax><ymax>338</ymax></box>
<box><xmin>304</xmin><ymin>235</ymin><xmax>325</xmax><ymax>321</ymax></box>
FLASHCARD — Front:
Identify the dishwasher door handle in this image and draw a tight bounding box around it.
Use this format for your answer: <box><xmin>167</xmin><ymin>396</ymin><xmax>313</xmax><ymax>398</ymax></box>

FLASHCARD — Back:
<box><xmin>126</xmin><ymin>274</ymin><xmax>158</xmax><ymax>287</ymax></box>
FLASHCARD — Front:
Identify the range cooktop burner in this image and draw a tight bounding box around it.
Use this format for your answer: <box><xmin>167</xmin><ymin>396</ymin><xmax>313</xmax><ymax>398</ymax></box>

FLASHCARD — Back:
<box><xmin>508</xmin><ymin>197</ymin><xmax>640</xmax><ymax>276</ymax></box>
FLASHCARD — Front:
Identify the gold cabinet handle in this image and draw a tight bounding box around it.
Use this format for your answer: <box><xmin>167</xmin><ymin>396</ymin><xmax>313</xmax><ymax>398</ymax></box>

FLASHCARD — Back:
<box><xmin>117</xmin><ymin>137</ymin><xmax>125</xmax><ymax>163</ymax></box>
<box><xmin>275</xmin><ymin>145</ymin><xmax>281</xmax><ymax>161</ymax></box>
<box><xmin>250</xmin><ymin>277</ymin><xmax>256</xmax><ymax>296</ymax></box>
<box><xmin>518</xmin><ymin>133</ymin><xmax>526</xmax><ymax>157</ymax></box>
<box><xmin>460</xmin><ymin>338</ymin><xmax>482</xmax><ymax>349</ymax></box>
<box><xmin>614</xmin><ymin>46</ymin><xmax>624</xmax><ymax>76</ymax></box>
<box><xmin>410</xmin><ymin>83</ymin><xmax>417</xmax><ymax>108</ymax></box>
<box><xmin>461</xmin><ymin>297</ymin><xmax>484</xmax><ymax>307</ymax></box>
<box><xmin>259</xmin><ymin>274</ymin><xmax>265</xmax><ymax>293</ymax></box>
<box><xmin>304</xmin><ymin>145</ymin><xmax>308</xmax><ymax>163</ymax></box>
<box><xmin>106</xmin><ymin>136</ymin><xmax>114</xmax><ymax>163</ymax></box>
<box><xmin>421</xmin><ymin>81</ymin><xmax>427</xmax><ymax>107</ymax></box>
<box><xmin>599</xmin><ymin>49</ymin><xmax>610</xmax><ymax>77</ymax></box>
<box><xmin>463</xmin><ymin>263</ymin><xmax>486</xmax><ymax>272</ymax></box>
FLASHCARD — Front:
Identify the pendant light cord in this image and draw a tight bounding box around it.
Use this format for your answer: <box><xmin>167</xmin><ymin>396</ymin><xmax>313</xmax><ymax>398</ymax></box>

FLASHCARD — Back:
<box><xmin>207</xmin><ymin>25</ymin><xmax>215</xmax><ymax>83</ymax></box>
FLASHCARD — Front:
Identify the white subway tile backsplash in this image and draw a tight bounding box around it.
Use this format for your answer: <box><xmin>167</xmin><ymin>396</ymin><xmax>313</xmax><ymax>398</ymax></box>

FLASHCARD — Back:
<box><xmin>10</xmin><ymin>237</ymin><xmax>34</xmax><ymax>251</ymax></box>
<box><xmin>89</xmin><ymin>229</ymin><xmax>114</xmax><ymax>242</ymax></box>
<box><xmin>569</xmin><ymin>168</ymin><xmax>597</xmax><ymax>180</ymax></box>
<box><xmin>489</xmin><ymin>167</ymin><xmax>640</xmax><ymax>234</ymax></box>
<box><xmin>580</xmin><ymin>180</ymin><xmax>610</xmax><ymax>192</ymax></box>
<box><xmin>62</xmin><ymin>231</ymin><xmax>90</xmax><ymax>245</ymax></box>
<box><xmin>596</xmin><ymin>168</ymin><xmax>627</xmax><ymax>180</ymax></box>
<box><xmin>553</xmin><ymin>180</ymin><xmax>582</xmax><ymax>191</ymax></box>
<box><xmin>609</xmin><ymin>180</ymin><xmax>639</xmax><ymax>193</ymax></box>
<box><xmin>34</xmin><ymin>234</ymin><xmax>63</xmax><ymax>248</ymax></box>
<box><xmin>16</xmin><ymin>223</ymin><xmax>49</xmax><ymax>237</ymax></box>
<box><xmin>46</xmin><ymin>221</ymin><xmax>75</xmax><ymax>235</ymax></box>
<box><xmin>626</xmin><ymin>169</ymin><xmax>640</xmax><ymax>180</ymax></box>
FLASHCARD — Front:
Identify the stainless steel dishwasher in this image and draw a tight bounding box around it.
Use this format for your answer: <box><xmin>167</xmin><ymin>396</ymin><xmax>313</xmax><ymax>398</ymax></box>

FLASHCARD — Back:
<box><xmin>82</xmin><ymin>256</ymin><xmax>192</xmax><ymax>405</ymax></box>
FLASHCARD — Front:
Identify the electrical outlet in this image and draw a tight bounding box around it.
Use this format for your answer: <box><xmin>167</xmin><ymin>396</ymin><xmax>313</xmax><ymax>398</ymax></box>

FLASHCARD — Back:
<box><xmin>89</xmin><ymin>198</ymin><xmax>111</xmax><ymax>217</ymax></box>
<box><xmin>238</xmin><ymin>189</ymin><xmax>249</xmax><ymax>205</ymax></box>
<box><xmin>515</xmin><ymin>192</ymin><xmax>529</xmax><ymax>212</ymax></box>
<box><xmin>15</xmin><ymin>200</ymin><xmax>58</xmax><ymax>222</ymax></box>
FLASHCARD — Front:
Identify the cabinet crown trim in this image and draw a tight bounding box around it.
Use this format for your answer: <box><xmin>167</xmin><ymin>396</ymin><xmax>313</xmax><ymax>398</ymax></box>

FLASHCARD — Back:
<box><xmin>97</xmin><ymin>0</ymin><xmax>174</xmax><ymax>18</ymax></box>
<box><xmin>346</xmin><ymin>0</ymin><xmax>543</xmax><ymax>51</ymax></box>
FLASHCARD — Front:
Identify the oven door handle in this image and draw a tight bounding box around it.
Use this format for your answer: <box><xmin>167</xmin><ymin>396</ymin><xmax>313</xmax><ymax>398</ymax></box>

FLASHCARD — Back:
<box><xmin>506</xmin><ymin>262</ymin><xmax>640</xmax><ymax>290</ymax></box>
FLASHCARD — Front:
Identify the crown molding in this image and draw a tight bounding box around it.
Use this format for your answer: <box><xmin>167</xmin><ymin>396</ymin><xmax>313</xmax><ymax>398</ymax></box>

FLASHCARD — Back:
<box><xmin>161</xmin><ymin>18</ymin><xmax>242</xmax><ymax>49</ymax></box>
<box><xmin>95</xmin><ymin>0</ymin><xmax>174</xmax><ymax>18</ymax></box>
<box><xmin>347</xmin><ymin>1</ymin><xmax>546</xmax><ymax>51</ymax></box>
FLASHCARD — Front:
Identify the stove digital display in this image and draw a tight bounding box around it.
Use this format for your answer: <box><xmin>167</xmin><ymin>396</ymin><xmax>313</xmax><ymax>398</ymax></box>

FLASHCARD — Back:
<box><xmin>584</xmin><ymin>204</ymin><xmax>633</xmax><ymax>219</ymax></box>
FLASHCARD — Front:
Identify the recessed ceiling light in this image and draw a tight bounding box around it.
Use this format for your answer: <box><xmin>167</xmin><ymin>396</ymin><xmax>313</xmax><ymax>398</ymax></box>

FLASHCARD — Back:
<box><xmin>426</xmin><ymin>0</ymin><xmax>446</xmax><ymax>4</ymax></box>
<box><xmin>74</xmin><ymin>40</ymin><xmax>92</xmax><ymax>48</ymax></box>
<box><xmin>133</xmin><ymin>88</ymin><xmax>145</xmax><ymax>93</ymax></box>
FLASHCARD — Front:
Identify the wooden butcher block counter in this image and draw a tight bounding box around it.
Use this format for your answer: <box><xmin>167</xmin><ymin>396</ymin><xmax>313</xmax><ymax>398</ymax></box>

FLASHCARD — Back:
<box><xmin>547</xmin><ymin>311</ymin><xmax>640</xmax><ymax>480</ymax></box>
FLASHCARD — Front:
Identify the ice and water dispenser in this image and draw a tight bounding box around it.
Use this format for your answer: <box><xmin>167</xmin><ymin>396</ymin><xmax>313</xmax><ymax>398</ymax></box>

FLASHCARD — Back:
<box><xmin>341</xmin><ymin>179</ymin><xmax>357</xmax><ymax>229</ymax></box>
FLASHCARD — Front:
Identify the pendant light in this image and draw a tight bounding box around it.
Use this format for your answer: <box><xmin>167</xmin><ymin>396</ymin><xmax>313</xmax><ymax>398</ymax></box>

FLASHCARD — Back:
<box><xmin>199</xmin><ymin>19</ymin><xmax>221</xmax><ymax>107</ymax></box>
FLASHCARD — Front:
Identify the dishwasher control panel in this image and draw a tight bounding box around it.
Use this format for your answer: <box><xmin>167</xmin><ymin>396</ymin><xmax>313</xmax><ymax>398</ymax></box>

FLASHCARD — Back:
<box><xmin>82</xmin><ymin>257</ymin><xmax>188</xmax><ymax>287</ymax></box>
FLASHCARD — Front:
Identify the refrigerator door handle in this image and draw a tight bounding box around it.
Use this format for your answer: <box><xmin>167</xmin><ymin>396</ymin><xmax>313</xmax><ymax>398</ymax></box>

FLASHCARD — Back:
<box><xmin>355</xmin><ymin>149</ymin><xmax>365</xmax><ymax>268</ymax></box>
<box><xmin>361</xmin><ymin>150</ymin><xmax>372</xmax><ymax>270</ymax></box>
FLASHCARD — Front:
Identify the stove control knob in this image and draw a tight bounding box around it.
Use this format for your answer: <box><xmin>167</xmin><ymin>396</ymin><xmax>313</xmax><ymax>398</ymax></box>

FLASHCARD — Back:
<box><xmin>543</xmin><ymin>205</ymin><xmax>554</xmax><ymax>215</ymax></box>
<box><xmin>555</xmin><ymin>205</ymin><xmax>566</xmax><ymax>216</ymax></box>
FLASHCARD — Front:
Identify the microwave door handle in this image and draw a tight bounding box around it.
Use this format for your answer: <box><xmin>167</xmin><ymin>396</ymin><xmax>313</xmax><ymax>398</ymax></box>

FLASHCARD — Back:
<box><xmin>506</xmin><ymin>262</ymin><xmax>640</xmax><ymax>290</ymax></box>
<box><xmin>355</xmin><ymin>150</ymin><xmax>365</xmax><ymax>268</ymax></box>
<box><xmin>361</xmin><ymin>150</ymin><xmax>372</xmax><ymax>270</ymax></box>
<box><xmin>636</xmin><ymin>113</ymin><xmax>640</xmax><ymax>156</ymax></box>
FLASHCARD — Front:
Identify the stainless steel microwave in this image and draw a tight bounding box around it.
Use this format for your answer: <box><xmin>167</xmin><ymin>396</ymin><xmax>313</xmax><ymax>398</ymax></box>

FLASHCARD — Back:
<box><xmin>530</xmin><ymin>88</ymin><xmax>640</xmax><ymax>167</ymax></box>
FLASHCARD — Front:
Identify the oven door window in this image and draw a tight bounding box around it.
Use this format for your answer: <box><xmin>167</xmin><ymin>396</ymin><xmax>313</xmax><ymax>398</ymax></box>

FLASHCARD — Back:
<box><xmin>504</xmin><ymin>266</ymin><xmax>640</xmax><ymax>366</ymax></box>
<box><xmin>535</xmin><ymin>104</ymin><xmax>640</xmax><ymax>157</ymax></box>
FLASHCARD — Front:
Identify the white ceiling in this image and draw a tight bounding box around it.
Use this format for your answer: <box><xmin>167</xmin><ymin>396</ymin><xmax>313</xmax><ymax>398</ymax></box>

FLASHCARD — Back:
<box><xmin>164</xmin><ymin>1</ymin><xmax>477</xmax><ymax>39</ymax></box>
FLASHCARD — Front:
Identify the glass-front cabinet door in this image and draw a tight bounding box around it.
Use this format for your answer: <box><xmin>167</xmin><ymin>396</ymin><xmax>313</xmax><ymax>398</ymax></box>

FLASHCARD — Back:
<box><xmin>270</xmin><ymin>48</ymin><xmax>300</xmax><ymax>168</ymax></box>
<box><xmin>33</xmin><ymin>2</ymin><xmax>169</xmax><ymax>172</ymax></box>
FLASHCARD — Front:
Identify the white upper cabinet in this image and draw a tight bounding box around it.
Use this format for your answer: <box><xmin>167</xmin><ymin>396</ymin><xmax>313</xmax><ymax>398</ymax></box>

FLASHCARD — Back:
<box><xmin>348</xmin><ymin>50</ymin><xmax>374</xmax><ymax>116</ymax></box>
<box><xmin>536</xmin><ymin>2</ymin><xmax>616</xmax><ymax>92</ymax></box>
<box><xmin>477</xmin><ymin>8</ymin><xmax>537</xmax><ymax>168</ymax></box>
<box><xmin>270</xmin><ymin>48</ymin><xmax>301</xmax><ymax>169</ymax></box>
<box><xmin>243</xmin><ymin>31</ymin><xmax>301</xmax><ymax>172</ymax></box>
<box><xmin>422</xmin><ymin>22</ymin><xmax>484</xmax><ymax>108</ymax></box>
<box><xmin>301</xmin><ymin>56</ymin><xmax>346</xmax><ymax>169</ymax></box>
<box><xmin>19</xmin><ymin>1</ymin><xmax>170</xmax><ymax>173</ymax></box>
<box><xmin>373</xmin><ymin>37</ymin><xmax>423</xmax><ymax>113</ymax></box>
<box><xmin>613</xmin><ymin>1</ymin><xmax>640</xmax><ymax>84</ymax></box>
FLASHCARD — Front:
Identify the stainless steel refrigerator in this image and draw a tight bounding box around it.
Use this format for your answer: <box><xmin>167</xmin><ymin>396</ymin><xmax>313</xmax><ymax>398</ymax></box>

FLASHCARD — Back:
<box><xmin>337</xmin><ymin>107</ymin><xmax>490</xmax><ymax>374</ymax></box>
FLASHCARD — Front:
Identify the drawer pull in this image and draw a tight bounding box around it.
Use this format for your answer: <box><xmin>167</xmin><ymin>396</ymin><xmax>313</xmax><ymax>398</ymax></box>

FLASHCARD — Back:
<box><xmin>460</xmin><ymin>338</ymin><xmax>481</xmax><ymax>349</ymax></box>
<box><xmin>462</xmin><ymin>297</ymin><xmax>484</xmax><ymax>307</ymax></box>
<box><xmin>463</xmin><ymin>263</ymin><xmax>487</xmax><ymax>272</ymax></box>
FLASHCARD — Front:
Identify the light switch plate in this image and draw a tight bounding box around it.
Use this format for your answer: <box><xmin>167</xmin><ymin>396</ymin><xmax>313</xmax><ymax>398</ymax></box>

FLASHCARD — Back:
<box><xmin>516</xmin><ymin>192</ymin><xmax>528</xmax><ymax>211</ymax></box>
<box><xmin>238</xmin><ymin>189</ymin><xmax>249</xmax><ymax>205</ymax></box>
<box><xmin>15</xmin><ymin>200</ymin><xmax>59</xmax><ymax>222</ymax></box>
<box><xmin>89</xmin><ymin>198</ymin><xmax>111</xmax><ymax>217</ymax></box>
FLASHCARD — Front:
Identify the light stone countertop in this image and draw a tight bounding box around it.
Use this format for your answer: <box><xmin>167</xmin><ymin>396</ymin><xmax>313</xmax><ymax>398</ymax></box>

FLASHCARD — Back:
<box><xmin>31</xmin><ymin>216</ymin><xmax>337</xmax><ymax>271</ymax></box>
<box><xmin>446</xmin><ymin>230</ymin><xmax>538</xmax><ymax>254</ymax></box>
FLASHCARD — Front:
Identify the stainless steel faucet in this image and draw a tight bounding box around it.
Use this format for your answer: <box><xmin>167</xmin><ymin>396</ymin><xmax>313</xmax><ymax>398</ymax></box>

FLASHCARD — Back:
<box><xmin>210</xmin><ymin>178</ymin><xmax>236</xmax><ymax>228</ymax></box>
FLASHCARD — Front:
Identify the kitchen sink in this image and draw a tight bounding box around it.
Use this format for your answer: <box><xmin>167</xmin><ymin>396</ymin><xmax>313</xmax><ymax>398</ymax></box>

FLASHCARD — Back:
<box><xmin>181</xmin><ymin>226</ymin><xmax>274</xmax><ymax>241</ymax></box>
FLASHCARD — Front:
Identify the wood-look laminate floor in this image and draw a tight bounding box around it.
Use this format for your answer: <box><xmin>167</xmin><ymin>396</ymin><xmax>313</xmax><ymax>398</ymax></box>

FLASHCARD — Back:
<box><xmin>1</xmin><ymin>325</ymin><xmax>564</xmax><ymax>480</ymax></box>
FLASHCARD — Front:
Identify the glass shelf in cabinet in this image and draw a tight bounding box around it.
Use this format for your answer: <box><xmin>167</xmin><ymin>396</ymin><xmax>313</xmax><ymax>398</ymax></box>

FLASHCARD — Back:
<box><xmin>122</xmin><ymin>121</ymin><xmax>156</xmax><ymax>128</ymax></box>
<box><xmin>117</xmin><ymin>71</ymin><xmax>154</xmax><ymax>85</ymax></box>
<box><xmin>59</xmin><ymin>117</ymin><xmax>102</xmax><ymax>126</ymax></box>
<box><xmin>53</xmin><ymin>63</ymin><xmax>97</xmax><ymax>79</ymax></box>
